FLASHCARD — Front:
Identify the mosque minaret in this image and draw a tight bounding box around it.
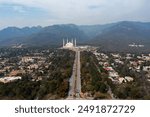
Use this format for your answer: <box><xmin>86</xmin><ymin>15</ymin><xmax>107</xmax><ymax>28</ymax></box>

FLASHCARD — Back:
<box><xmin>63</xmin><ymin>38</ymin><xmax>76</xmax><ymax>49</ymax></box>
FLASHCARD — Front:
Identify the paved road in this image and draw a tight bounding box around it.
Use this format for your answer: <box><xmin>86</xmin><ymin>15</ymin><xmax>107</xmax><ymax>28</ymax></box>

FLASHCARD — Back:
<box><xmin>67</xmin><ymin>50</ymin><xmax>82</xmax><ymax>99</ymax></box>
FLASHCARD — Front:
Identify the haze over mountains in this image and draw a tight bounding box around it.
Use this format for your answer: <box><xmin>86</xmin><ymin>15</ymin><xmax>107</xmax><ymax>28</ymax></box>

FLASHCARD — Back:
<box><xmin>0</xmin><ymin>21</ymin><xmax>150</xmax><ymax>52</ymax></box>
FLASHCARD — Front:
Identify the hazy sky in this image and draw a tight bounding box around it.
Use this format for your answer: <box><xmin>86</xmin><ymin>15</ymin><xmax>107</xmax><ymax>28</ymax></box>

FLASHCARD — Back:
<box><xmin>0</xmin><ymin>0</ymin><xmax>150</xmax><ymax>28</ymax></box>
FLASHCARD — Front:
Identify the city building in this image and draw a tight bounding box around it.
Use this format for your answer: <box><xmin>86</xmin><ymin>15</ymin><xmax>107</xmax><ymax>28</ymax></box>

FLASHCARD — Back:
<box><xmin>0</xmin><ymin>76</ymin><xmax>22</xmax><ymax>83</ymax></box>
<box><xmin>63</xmin><ymin>39</ymin><xmax>76</xmax><ymax>49</ymax></box>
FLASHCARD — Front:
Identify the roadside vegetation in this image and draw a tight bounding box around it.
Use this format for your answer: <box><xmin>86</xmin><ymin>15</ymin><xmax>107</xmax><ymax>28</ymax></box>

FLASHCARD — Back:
<box><xmin>80</xmin><ymin>51</ymin><xmax>111</xmax><ymax>99</ymax></box>
<box><xmin>0</xmin><ymin>49</ymin><xmax>75</xmax><ymax>99</ymax></box>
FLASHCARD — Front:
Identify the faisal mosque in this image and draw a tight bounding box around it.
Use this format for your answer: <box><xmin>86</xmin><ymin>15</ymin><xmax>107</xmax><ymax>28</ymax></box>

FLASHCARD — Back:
<box><xmin>63</xmin><ymin>39</ymin><xmax>77</xmax><ymax>49</ymax></box>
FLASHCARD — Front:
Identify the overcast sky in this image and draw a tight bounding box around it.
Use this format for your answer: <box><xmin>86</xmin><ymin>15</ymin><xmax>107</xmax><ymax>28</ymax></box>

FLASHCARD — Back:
<box><xmin>0</xmin><ymin>0</ymin><xmax>150</xmax><ymax>29</ymax></box>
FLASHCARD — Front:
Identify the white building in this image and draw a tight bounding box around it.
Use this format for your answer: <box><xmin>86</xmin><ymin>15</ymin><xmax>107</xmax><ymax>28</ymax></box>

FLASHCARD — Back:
<box><xmin>109</xmin><ymin>72</ymin><xmax>119</xmax><ymax>78</ymax></box>
<box><xmin>118</xmin><ymin>77</ymin><xmax>126</xmax><ymax>84</ymax></box>
<box><xmin>125</xmin><ymin>76</ymin><xmax>134</xmax><ymax>82</ymax></box>
<box><xmin>21</xmin><ymin>57</ymin><xmax>34</xmax><ymax>63</ymax></box>
<box><xmin>143</xmin><ymin>66</ymin><xmax>150</xmax><ymax>72</ymax></box>
<box><xmin>63</xmin><ymin>39</ymin><xmax>76</xmax><ymax>49</ymax></box>
<box><xmin>0</xmin><ymin>76</ymin><xmax>22</xmax><ymax>83</ymax></box>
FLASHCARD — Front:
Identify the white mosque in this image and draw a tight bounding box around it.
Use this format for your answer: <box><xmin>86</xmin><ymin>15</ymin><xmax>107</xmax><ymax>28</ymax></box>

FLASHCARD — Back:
<box><xmin>63</xmin><ymin>39</ymin><xmax>77</xmax><ymax>49</ymax></box>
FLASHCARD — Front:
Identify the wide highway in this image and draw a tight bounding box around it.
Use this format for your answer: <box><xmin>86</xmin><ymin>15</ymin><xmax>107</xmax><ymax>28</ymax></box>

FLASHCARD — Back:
<box><xmin>67</xmin><ymin>49</ymin><xmax>82</xmax><ymax>99</ymax></box>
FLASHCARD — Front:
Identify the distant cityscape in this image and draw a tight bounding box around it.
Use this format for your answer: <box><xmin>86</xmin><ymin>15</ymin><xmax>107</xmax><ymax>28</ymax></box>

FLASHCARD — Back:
<box><xmin>129</xmin><ymin>43</ymin><xmax>144</xmax><ymax>48</ymax></box>
<box><xmin>0</xmin><ymin>38</ymin><xmax>150</xmax><ymax>99</ymax></box>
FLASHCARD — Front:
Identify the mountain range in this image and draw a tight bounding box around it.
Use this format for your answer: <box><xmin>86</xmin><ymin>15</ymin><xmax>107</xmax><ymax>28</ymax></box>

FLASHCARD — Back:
<box><xmin>0</xmin><ymin>21</ymin><xmax>150</xmax><ymax>52</ymax></box>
